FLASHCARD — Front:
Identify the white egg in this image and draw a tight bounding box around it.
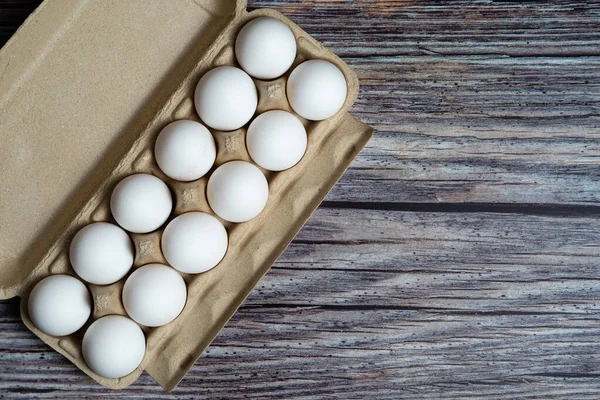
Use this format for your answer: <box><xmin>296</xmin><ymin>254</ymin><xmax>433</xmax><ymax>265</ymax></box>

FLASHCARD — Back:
<box><xmin>110</xmin><ymin>174</ymin><xmax>172</xmax><ymax>234</ymax></box>
<box><xmin>154</xmin><ymin>120</ymin><xmax>216</xmax><ymax>182</ymax></box>
<box><xmin>69</xmin><ymin>222</ymin><xmax>134</xmax><ymax>285</ymax></box>
<box><xmin>235</xmin><ymin>17</ymin><xmax>297</xmax><ymax>80</ymax></box>
<box><xmin>122</xmin><ymin>264</ymin><xmax>187</xmax><ymax>327</ymax></box>
<box><xmin>287</xmin><ymin>59</ymin><xmax>348</xmax><ymax>121</ymax></box>
<box><xmin>207</xmin><ymin>161</ymin><xmax>269</xmax><ymax>223</ymax></box>
<box><xmin>82</xmin><ymin>315</ymin><xmax>146</xmax><ymax>379</ymax></box>
<box><xmin>246</xmin><ymin>110</ymin><xmax>307</xmax><ymax>171</ymax></box>
<box><xmin>194</xmin><ymin>66</ymin><xmax>257</xmax><ymax>131</ymax></box>
<box><xmin>162</xmin><ymin>212</ymin><xmax>228</xmax><ymax>274</ymax></box>
<box><xmin>28</xmin><ymin>275</ymin><xmax>91</xmax><ymax>336</ymax></box>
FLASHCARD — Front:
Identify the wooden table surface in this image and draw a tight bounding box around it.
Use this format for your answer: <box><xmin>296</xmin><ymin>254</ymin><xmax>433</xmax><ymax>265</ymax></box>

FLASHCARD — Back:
<box><xmin>1</xmin><ymin>1</ymin><xmax>600</xmax><ymax>399</ymax></box>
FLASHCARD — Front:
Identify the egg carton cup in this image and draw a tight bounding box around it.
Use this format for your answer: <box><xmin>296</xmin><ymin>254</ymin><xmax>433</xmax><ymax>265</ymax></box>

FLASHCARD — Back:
<box><xmin>10</xmin><ymin>8</ymin><xmax>372</xmax><ymax>390</ymax></box>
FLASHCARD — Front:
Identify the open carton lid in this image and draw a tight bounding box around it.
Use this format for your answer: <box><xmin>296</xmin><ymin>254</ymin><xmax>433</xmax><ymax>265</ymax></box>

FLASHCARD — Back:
<box><xmin>0</xmin><ymin>0</ymin><xmax>246</xmax><ymax>299</ymax></box>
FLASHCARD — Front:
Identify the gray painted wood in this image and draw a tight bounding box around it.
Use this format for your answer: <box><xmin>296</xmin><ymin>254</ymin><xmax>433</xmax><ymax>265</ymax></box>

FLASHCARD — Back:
<box><xmin>289</xmin><ymin>0</ymin><xmax>600</xmax><ymax>205</ymax></box>
<box><xmin>2</xmin><ymin>208</ymin><xmax>600</xmax><ymax>398</ymax></box>
<box><xmin>1</xmin><ymin>1</ymin><xmax>600</xmax><ymax>399</ymax></box>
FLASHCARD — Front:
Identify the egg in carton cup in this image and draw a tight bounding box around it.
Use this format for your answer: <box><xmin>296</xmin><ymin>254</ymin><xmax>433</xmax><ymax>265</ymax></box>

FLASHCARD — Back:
<box><xmin>0</xmin><ymin>0</ymin><xmax>373</xmax><ymax>391</ymax></box>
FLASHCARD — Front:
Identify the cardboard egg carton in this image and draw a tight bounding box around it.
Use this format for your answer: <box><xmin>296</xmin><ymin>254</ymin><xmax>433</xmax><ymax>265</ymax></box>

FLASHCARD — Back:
<box><xmin>0</xmin><ymin>0</ymin><xmax>373</xmax><ymax>390</ymax></box>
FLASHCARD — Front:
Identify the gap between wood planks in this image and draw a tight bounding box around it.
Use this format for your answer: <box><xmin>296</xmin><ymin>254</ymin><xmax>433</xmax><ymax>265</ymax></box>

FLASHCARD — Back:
<box><xmin>321</xmin><ymin>201</ymin><xmax>600</xmax><ymax>216</ymax></box>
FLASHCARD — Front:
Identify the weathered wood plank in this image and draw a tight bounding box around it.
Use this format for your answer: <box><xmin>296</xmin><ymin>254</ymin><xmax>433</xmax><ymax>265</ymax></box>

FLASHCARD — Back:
<box><xmin>249</xmin><ymin>0</ymin><xmax>600</xmax><ymax>205</ymax></box>
<box><xmin>328</xmin><ymin>130</ymin><xmax>600</xmax><ymax>204</ymax></box>
<box><xmin>3</xmin><ymin>305</ymin><xmax>600</xmax><ymax>399</ymax></box>
<box><xmin>2</xmin><ymin>208</ymin><xmax>600</xmax><ymax>398</ymax></box>
<box><xmin>252</xmin><ymin>208</ymin><xmax>600</xmax><ymax>311</ymax></box>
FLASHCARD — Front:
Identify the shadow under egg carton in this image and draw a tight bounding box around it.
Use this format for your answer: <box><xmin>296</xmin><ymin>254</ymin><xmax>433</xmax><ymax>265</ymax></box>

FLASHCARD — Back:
<box><xmin>17</xmin><ymin>8</ymin><xmax>372</xmax><ymax>391</ymax></box>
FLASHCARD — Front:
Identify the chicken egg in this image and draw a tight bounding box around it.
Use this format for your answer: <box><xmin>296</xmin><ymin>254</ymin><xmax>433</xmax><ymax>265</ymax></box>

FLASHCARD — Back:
<box><xmin>207</xmin><ymin>161</ymin><xmax>269</xmax><ymax>223</ymax></box>
<box><xmin>110</xmin><ymin>174</ymin><xmax>172</xmax><ymax>233</ymax></box>
<box><xmin>82</xmin><ymin>315</ymin><xmax>146</xmax><ymax>379</ymax></box>
<box><xmin>194</xmin><ymin>66</ymin><xmax>257</xmax><ymax>131</ymax></box>
<box><xmin>69</xmin><ymin>222</ymin><xmax>134</xmax><ymax>285</ymax></box>
<box><xmin>154</xmin><ymin>120</ymin><xmax>216</xmax><ymax>182</ymax></box>
<box><xmin>162</xmin><ymin>212</ymin><xmax>228</xmax><ymax>274</ymax></box>
<box><xmin>246</xmin><ymin>110</ymin><xmax>307</xmax><ymax>171</ymax></box>
<box><xmin>235</xmin><ymin>17</ymin><xmax>297</xmax><ymax>80</ymax></box>
<box><xmin>122</xmin><ymin>264</ymin><xmax>187</xmax><ymax>327</ymax></box>
<box><xmin>287</xmin><ymin>59</ymin><xmax>347</xmax><ymax>121</ymax></box>
<box><xmin>28</xmin><ymin>275</ymin><xmax>92</xmax><ymax>336</ymax></box>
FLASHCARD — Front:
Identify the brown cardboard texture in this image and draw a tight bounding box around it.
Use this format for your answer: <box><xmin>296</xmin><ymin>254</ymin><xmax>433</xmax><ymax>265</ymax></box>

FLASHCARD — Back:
<box><xmin>0</xmin><ymin>0</ymin><xmax>373</xmax><ymax>391</ymax></box>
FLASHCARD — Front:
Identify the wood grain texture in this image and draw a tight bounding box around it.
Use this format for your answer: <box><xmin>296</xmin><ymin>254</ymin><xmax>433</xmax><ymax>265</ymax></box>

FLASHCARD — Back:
<box><xmin>2</xmin><ymin>208</ymin><xmax>600</xmax><ymax>399</ymax></box>
<box><xmin>260</xmin><ymin>0</ymin><xmax>600</xmax><ymax>205</ymax></box>
<box><xmin>1</xmin><ymin>0</ymin><xmax>600</xmax><ymax>399</ymax></box>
